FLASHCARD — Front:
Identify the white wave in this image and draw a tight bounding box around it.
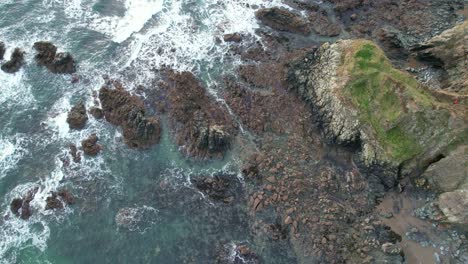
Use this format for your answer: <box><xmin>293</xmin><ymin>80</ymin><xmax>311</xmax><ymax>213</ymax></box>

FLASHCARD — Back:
<box><xmin>0</xmin><ymin>136</ymin><xmax>28</xmax><ymax>180</ymax></box>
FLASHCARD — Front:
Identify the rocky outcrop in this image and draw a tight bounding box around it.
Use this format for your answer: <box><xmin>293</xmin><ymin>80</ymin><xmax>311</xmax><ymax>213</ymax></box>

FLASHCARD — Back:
<box><xmin>89</xmin><ymin>107</ymin><xmax>103</xmax><ymax>119</ymax></box>
<box><xmin>216</xmin><ymin>243</ymin><xmax>260</xmax><ymax>264</ymax></box>
<box><xmin>45</xmin><ymin>190</ymin><xmax>74</xmax><ymax>210</ymax></box>
<box><xmin>1</xmin><ymin>48</ymin><xmax>25</xmax><ymax>73</ymax></box>
<box><xmin>308</xmin><ymin>9</ymin><xmax>341</xmax><ymax>37</ymax></box>
<box><xmin>288</xmin><ymin>39</ymin><xmax>467</xmax><ymax>188</ymax></box>
<box><xmin>33</xmin><ymin>41</ymin><xmax>76</xmax><ymax>74</ymax></box>
<box><xmin>422</xmin><ymin>145</ymin><xmax>467</xmax><ymax>193</ymax></box>
<box><xmin>99</xmin><ymin>80</ymin><xmax>161</xmax><ymax>149</ymax></box>
<box><xmin>81</xmin><ymin>134</ymin><xmax>102</xmax><ymax>156</ymax></box>
<box><xmin>66</xmin><ymin>102</ymin><xmax>88</xmax><ymax>130</ymax></box>
<box><xmin>69</xmin><ymin>144</ymin><xmax>81</xmax><ymax>163</ymax></box>
<box><xmin>223</xmin><ymin>33</ymin><xmax>242</xmax><ymax>43</ymax></box>
<box><xmin>437</xmin><ymin>190</ymin><xmax>468</xmax><ymax>225</ymax></box>
<box><xmin>0</xmin><ymin>42</ymin><xmax>5</xmax><ymax>60</ymax></box>
<box><xmin>413</xmin><ymin>21</ymin><xmax>467</xmax><ymax>94</ymax></box>
<box><xmin>10</xmin><ymin>188</ymin><xmax>37</xmax><ymax>220</ymax></box>
<box><xmin>255</xmin><ymin>8</ymin><xmax>310</xmax><ymax>35</ymax></box>
<box><xmin>160</xmin><ymin>70</ymin><xmax>237</xmax><ymax>158</ymax></box>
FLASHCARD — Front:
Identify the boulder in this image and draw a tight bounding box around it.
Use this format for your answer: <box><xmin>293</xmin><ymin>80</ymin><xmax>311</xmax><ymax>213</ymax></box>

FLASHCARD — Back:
<box><xmin>1</xmin><ymin>48</ymin><xmax>25</xmax><ymax>73</ymax></box>
<box><xmin>33</xmin><ymin>41</ymin><xmax>76</xmax><ymax>74</ymax></box>
<box><xmin>223</xmin><ymin>33</ymin><xmax>242</xmax><ymax>42</ymax></box>
<box><xmin>66</xmin><ymin>102</ymin><xmax>88</xmax><ymax>130</ymax></box>
<box><xmin>0</xmin><ymin>42</ymin><xmax>5</xmax><ymax>60</ymax></box>
<box><xmin>81</xmin><ymin>134</ymin><xmax>102</xmax><ymax>156</ymax></box>
<box><xmin>413</xmin><ymin>21</ymin><xmax>467</xmax><ymax>94</ymax></box>
<box><xmin>99</xmin><ymin>80</ymin><xmax>161</xmax><ymax>149</ymax></box>
<box><xmin>255</xmin><ymin>7</ymin><xmax>310</xmax><ymax>35</ymax></box>
<box><xmin>437</xmin><ymin>190</ymin><xmax>468</xmax><ymax>225</ymax></box>
<box><xmin>308</xmin><ymin>10</ymin><xmax>341</xmax><ymax>37</ymax></box>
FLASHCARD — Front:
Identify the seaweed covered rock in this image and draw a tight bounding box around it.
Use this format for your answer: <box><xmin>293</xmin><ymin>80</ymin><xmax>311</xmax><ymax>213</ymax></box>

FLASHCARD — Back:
<box><xmin>255</xmin><ymin>7</ymin><xmax>310</xmax><ymax>35</ymax></box>
<box><xmin>288</xmin><ymin>39</ymin><xmax>467</xmax><ymax>187</ymax></box>
<box><xmin>33</xmin><ymin>41</ymin><xmax>76</xmax><ymax>74</ymax></box>
<box><xmin>191</xmin><ymin>174</ymin><xmax>241</xmax><ymax>203</ymax></box>
<box><xmin>413</xmin><ymin>21</ymin><xmax>467</xmax><ymax>94</ymax></box>
<box><xmin>66</xmin><ymin>102</ymin><xmax>88</xmax><ymax>130</ymax></box>
<box><xmin>161</xmin><ymin>70</ymin><xmax>237</xmax><ymax>158</ymax></box>
<box><xmin>1</xmin><ymin>48</ymin><xmax>25</xmax><ymax>73</ymax></box>
<box><xmin>0</xmin><ymin>42</ymin><xmax>5</xmax><ymax>60</ymax></box>
<box><xmin>81</xmin><ymin>134</ymin><xmax>102</xmax><ymax>156</ymax></box>
<box><xmin>99</xmin><ymin>80</ymin><xmax>161</xmax><ymax>149</ymax></box>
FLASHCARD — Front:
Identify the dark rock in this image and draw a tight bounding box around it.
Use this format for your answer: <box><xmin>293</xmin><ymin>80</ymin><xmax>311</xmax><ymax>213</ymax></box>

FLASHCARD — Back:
<box><xmin>308</xmin><ymin>10</ymin><xmax>341</xmax><ymax>37</ymax></box>
<box><xmin>81</xmin><ymin>134</ymin><xmax>102</xmax><ymax>156</ymax></box>
<box><xmin>58</xmin><ymin>189</ymin><xmax>75</xmax><ymax>205</ymax></box>
<box><xmin>66</xmin><ymin>102</ymin><xmax>88</xmax><ymax>130</ymax></box>
<box><xmin>216</xmin><ymin>243</ymin><xmax>260</xmax><ymax>264</ymax></box>
<box><xmin>10</xmin><ymin>188</ymin><xmax>37</xmax><ymax>220</ymax></box>
<box><xmin>45</xmin><ymin>192</ymin><xmax>63</xmax><ymax>210</ymax></box>
<box><xmin>376</xmin><ymin>27</ymin><xmax>409</xmax><ymax>60</ymax></box>
<box><xmin>191</xmin><ymin>174</ymin><xmax>240</xmax><ymax>203</ymax></box>
<box><xmin>255</xmin><ymin>7</ymin><xmax>310</xmax><ymax>35</ymax></box>
<box><xmin>1</xmin><ymin>48</ymin><xmax>25</xmax><ymax>73</ymax></box>
<box><xmin>223</xmin><ymin>33</ymin><xmax>242</xmax><ymax>42</ymax></box>
<box><xmin>99</xmin><ymin>80</ymin><xmax>161</xmax><ymax>149</ymax></box>
<box><xmin>33</xmin><ymin>41</ymin><xmax>76</xmax><ymax>74</ymax></box>
<box><xmin>161</xmin><ymin>70</ymin><xmax>237</xmax><ymax>158</ymax></box>
<box><xmin>69</xmin><ymin>143</ymin><xmax>81</xmax><ymax>163</ymax></box>
<box><xmin>89</xmin><ymin>107</ymin><xmax>104</xmax><ymax>119</ymax></box>
<box><xmin>267</xmin><ymin>222</ymin><xmax>288</xmax><ymax>240</ymax></box>
<box><xmin>0</xmin><ymin>42</ymin><xmax>5</xmax><ymax>60</ymax></box>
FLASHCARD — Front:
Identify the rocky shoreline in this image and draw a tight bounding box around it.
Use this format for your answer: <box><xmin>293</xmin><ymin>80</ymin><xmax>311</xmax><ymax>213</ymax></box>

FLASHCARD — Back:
<box><xmin>6</xmin><ymin>1</ymin><xmax>466</xmax><ymax>263</ymax></box>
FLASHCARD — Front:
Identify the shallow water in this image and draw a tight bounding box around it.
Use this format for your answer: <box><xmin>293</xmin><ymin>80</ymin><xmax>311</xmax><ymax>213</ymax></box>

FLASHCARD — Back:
<box><xmin>0</xmin><ymin>0</ymin><xmax>301</xmax><ymax>263</ymax></box>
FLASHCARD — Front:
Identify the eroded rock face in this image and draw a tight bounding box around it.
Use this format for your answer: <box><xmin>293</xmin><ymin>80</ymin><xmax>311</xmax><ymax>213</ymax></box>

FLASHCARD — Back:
<box><xmin>0</xmin><ymin>42</ymin><xmax>5</xmax><ymax>60</ymax></box>
<box><xmin>255</xmin><ymin>7</ymin><xmax>310</xmax><ymax>35</ymax></box>
<box><xmin>438</xmin><ymin>190</ymin><xmax>468</xmax><ymax>225</ymax></box>
<box><xmin>161</xmin><ymin>70</ymin><xmax>237</xmax><ymax>158</ymax></box>
<box><xmin>33</xmin><ymin>41</ymin><xmax>76</xmax><ymax>74</ymax></box>
<box><xmin>81</xmin><ymin>134</ymin><xmax>102</xmax><ymax>156</ymax></box>
<box><xmin>1</xmin><ymin>48</ymin><xmax>25</xmax><ymax>73</ymax></box>
<box><xmin>66</xmin><ymin>102</ymin><xmax>88</xmax><ymax>130</ymax></box>
<box><xmin>413</xmin><ymin>21</ymin><xmax>467</xmax><ymax>94</ymax></box>
<box><xmin>99</xmin><ymin>80</ymin><xmax>161</xmax><ymax>149</ymax></box>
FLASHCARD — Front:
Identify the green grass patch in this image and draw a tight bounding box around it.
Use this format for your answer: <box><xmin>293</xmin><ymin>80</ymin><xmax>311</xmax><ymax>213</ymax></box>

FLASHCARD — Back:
<box><xmin>343</xmin><ymin>41</ymin><xmax>437</xmax><ymax>162</ymax></box>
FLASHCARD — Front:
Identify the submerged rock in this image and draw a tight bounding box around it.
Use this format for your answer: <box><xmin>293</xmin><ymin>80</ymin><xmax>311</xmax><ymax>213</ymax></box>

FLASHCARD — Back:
<box><xmin>81</xmin><ymin>134</ymin><xmax>102</xmax><ymax>156</ymax></box>
<box><xmin>66</xmin><ymin>102</ymin><xmax>88</xmax><ymax>130</ymax></box>
<box><xmin>191</xmin><ymin>174</ymin><xmax>240</xmax><ymax>203</ymax></box>
<box><xmin>33</xmin><ymin>41</ymin><xmax>76</xmax><ymax>74</ymax></box>
<box><xmin>1</xmin><ymin>48</ymin><xmax>25</xmax><ymax>73</ymax></box>
<box><xmin>0</xmin><ymin>42</ymin><xmax>5</xmax><ymax>60</ymax></box>
<box><xmin>99</xmin><ymin>81</ymin><xmax>161</xmax><ymax>149</ymax></box>
<box><xmin>45</xmin><ymin>192</ymin><xmax>64</xmax><ymax>210</ymax></box>
<box><xmin>255</xmin><ymin>7</ymin><xmax>310</xmax><ymax>35</ymax></box>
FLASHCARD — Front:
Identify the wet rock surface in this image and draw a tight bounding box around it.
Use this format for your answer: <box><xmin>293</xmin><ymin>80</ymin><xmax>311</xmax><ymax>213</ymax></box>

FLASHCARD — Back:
<box><xmin>216</xmin><ymin>243</ymin><xmax>260</xmax><ymax>264</ymax></box>
<box><xmin>99</xmin><ymin>80</ymin><xmax>161</xmax><ymax>149</ymax></box>
<box><xmin>66</xmin><ymin>102</ymin><xmax>88</xmax><ymax>130</ymax></box>
<box><xmin>255</xmin><ymin>8</ymin><xmax>311</xmax><ymax>35</ymax></box>
<box><xmin>0</xmin><ymin>41</ymin><xmax>5</xmax><ymax>60</ymax></box>
<box><xmin>33</xmin><ymin>41</ymin><xmax>76</xmax><ymax>74</ymax></box>
<box><xmin>158</xmin><ymin>70</ymin><xmax>237</xmax><ymax>158</ymax></box>
<box><xmin>1</xmin><ymin>48</ymin><xmax>25</xmax><ymax>73</ymax></box>
<box><xmin>10</xmin><ymin>188</ymin><xmax>38</xmax><ymax>220</ymax></box>
<box><xmin>89</xmin><ymin>107</ymin><xmax>104</xmax><ymax>119</ymax></box>
<box><xmin>81</xmin><ymin>134</ymin><xmax>102</xmax><ymax>156</ymax></box>
<box><xmin>191</xmin><ymin>174</ymin><xmax>242</xmax><ymax>204</ymax></box>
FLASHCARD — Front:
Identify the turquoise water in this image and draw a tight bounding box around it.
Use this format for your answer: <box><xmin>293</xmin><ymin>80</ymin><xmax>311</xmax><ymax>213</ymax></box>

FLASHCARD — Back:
<box><xmin>0</xmin><ymin>0</ymin><xmax>297</xmax><ymax>263</ymax></box>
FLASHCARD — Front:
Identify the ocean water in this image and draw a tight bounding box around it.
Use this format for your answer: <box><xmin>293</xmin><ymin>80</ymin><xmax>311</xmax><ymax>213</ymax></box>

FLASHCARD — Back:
<box><xmin>0</xmin><ymin>0</ymin><xmax>297</xmax><ymax>263</ymax></box>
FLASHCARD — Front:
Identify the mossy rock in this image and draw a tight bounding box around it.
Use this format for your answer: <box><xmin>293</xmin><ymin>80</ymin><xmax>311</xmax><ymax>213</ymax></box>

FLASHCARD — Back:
<box><xmin>336</xmin><ymin>40</ymin><xmax>465</xmax><ymax>168</ymax></box>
